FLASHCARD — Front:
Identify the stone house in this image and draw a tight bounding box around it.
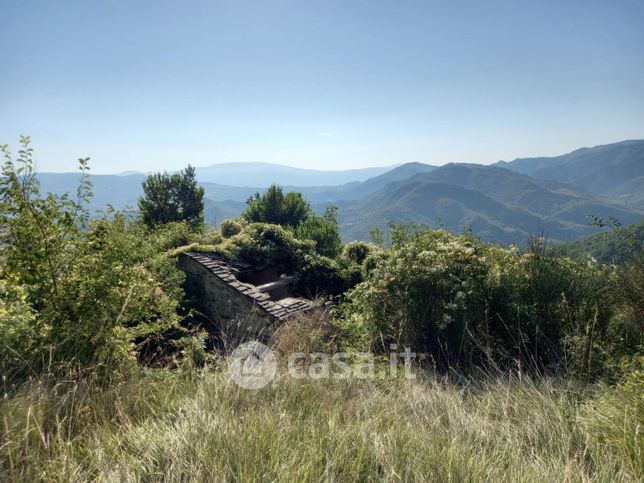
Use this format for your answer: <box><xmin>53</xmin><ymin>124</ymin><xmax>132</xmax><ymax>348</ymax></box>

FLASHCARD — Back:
<box><xmin>178</xmin><ymin>252</ymin><xmax>316</xmax><ymax>337</ymax></box>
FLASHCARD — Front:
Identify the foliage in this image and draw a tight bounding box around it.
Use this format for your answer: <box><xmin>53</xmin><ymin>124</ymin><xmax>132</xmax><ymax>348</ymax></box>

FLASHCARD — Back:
<box><xmin>292</xmin><ymin>253</ymin><xmax>348</xmax><ymax>297</ymax></box>
<box><xmin>181</xmin><ymin>222</ymin><xmax>352</xmax><ymax>297</ymax></box>
<box><xmin>138</xmin><ymin>165</ymin><xmax>205</xmax><ymax>229</ymax></box>
<box><xmin>339</xmin><ymin>226</ymin><xmax>628</xmax><ymax>374</ymax></box>
<box><xmin>561</xmin><ymin>219</ymin><xmax>644</xmax><ymax>264</ymax></box>
<box><xmin>614</xmin><ymin>252</ymin><xmax>644</xmax><ymax>331</ymax></box>
<box><xmin>219</xmin><ymin>217</ymin><xmax>246</xmax><ymax>238</ymax></box>
<box><xmin>295</xmin><ymin>205</ymin><xmax>342</xmax><ymax>258</ymax></box>
<box><xmin>242</xmin><ymin>184</ymin><xmax>311</xmax><ymax>228</ymax></box>
<box><xmin>147</xmin><ymin>220</ymin><xmax>221</xmax><ymax>252</ymax></box>
<box><xmin>341</xmin><ymin>229</ymin><xmax>489</xmax><ymax>360</ymax></box>
<box><xmin>0</xmin><ymin>138</ymin><xmax>184</xmax><ymax>380</ymax></box>
<box><xmin>241</xmin><ymin>185</ymin><xmax>343</xmax><ymax>260</ymax></box>
<box><xmin>369</xmin><ymin>226</ymin><xmax>385</xmax><ymax>247</ymax></box>
<box><xmin>218</xmin><ymin>223</ymin><xmax>315</xmax><ymax>269</ymax></box>
<box><xmin>0</xmin><ymin>273</ymin><xmax>37</xmax><ymax>376</ymax></box>
<box><xmin>340</xmin><ymin>241</ymin><xmax>380</xmax><ymax>265</ymax></box>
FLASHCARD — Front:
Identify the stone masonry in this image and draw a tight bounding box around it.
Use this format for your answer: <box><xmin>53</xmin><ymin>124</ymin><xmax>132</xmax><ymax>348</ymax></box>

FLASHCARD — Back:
<box><xmin>179</xmin><ymin>252</ymin><xmax>315</xmax><ymax>337</ymax></box>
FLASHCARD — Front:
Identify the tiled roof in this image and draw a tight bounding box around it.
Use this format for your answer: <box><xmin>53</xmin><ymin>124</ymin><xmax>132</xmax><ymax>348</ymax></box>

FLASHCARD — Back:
<box><xmin>182</xmin><ymin>252</ymin><xmax>315</xmax><ymax>321</ymax></box>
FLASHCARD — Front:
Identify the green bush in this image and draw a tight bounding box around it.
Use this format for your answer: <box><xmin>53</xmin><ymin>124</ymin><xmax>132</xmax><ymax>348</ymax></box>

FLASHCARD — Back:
<box><xmin>340</xmin><ymin>227</ymin><xmax>623</xmax><ymax>374</ymax></box>
<box><xmin>0</xmin><ymin>273</ymin><xmax>37</xmax><ymax>376</ymax></box>
<box><xmin>292</xmin><ymin>254</ymin><xmax>348</xmax><ymax>297</ymax></box>
<box><xmin>219</xmin><ymin>218</ymin><xmax>246</xmax><ymax>238</ymax></box>
<box><xmin>0</xmin><ymin>138</ymin><xmax>184</xmax><ymax>381</ymax></box>
<box><xmin>295</xmin><ymin>206</ymin><xmax>342</xmax><ymax>258</ymax></box>
<box><xmin>341</xmin><ymin>230</ymin><xmax>488</xmax><ymax>359</ymax></box>
<box><xmin>148</xmin><ymin>220</ymin><xmax>216</xmax><ymax>251</ymax></box>
<box><xmin>242</xmin><ymin>184</ymin><xmax>312</xmax><ymax>228</ymax></box>
<box><xmin>219</xmin><ymin>223</ymin><xmax>315</xmax><ymax>269</ymax></box>
<box><xmin>340</xmin><ymin>241</ymin><xmax>380</xmax><ymax>265</ymax></box>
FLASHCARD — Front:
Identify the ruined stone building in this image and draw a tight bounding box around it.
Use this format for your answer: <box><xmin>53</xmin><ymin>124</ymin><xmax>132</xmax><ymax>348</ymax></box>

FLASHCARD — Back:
<box><xmin>179</xmin><ymin>252</ymin><xmax>316</xmax><ymax>337</ymax></box>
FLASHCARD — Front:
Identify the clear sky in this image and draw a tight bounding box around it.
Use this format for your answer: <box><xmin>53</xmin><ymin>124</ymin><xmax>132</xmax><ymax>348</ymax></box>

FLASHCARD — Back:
<box><xmin>1</xmin><ymin>0</ymin><xmax>643</xmax><ymax>173</ymax></box>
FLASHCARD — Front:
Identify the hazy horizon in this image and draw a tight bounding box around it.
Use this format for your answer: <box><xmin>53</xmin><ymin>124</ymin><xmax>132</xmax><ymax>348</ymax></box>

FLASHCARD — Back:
<box><xmin>16</xmin><ymin>137</ymin><xmax>642</xmax><ymax>175</ymax></box>
<box><xmin>2</xmin><ymin>0</ymin><xmax>644</xmax><ymax>173</ymax></box>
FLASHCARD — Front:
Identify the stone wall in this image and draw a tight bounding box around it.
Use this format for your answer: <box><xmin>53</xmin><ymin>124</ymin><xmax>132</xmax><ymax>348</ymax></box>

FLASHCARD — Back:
<box><xmin>179</xmin><ymin>254</ymin><xmax>277</xmax><ymax>338</ymax></box>
<box><xmin>179</xmin><ymin>252</ymin><xmax>317</xmax><ymax>341</ymax></box>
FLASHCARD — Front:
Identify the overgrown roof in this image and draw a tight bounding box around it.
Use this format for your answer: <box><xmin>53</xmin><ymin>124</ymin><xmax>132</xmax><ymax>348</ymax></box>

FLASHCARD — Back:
<box><xmin>182</xmin><ymin>252</ymin><xmax>314</xmax><ymax>321</ymax></box>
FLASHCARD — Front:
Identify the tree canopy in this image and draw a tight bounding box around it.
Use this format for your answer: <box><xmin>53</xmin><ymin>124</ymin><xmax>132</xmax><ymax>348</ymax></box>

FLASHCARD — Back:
<box><xmin>138</xmin><ymin>165</ymin><xmax>204</xmax><ymax>229</ymax></box>
<box><xmin>242</xmin><ymin>184</ymin><xmax>311</xmax><ymax>228</ymax></box>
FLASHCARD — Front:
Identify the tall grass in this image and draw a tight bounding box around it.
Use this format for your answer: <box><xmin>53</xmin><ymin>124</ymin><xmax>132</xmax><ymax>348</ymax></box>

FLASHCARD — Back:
<box><xmin>1</xmin><ymin>367</ymin><xmax>640</xmax><ymax>481</ymax></box>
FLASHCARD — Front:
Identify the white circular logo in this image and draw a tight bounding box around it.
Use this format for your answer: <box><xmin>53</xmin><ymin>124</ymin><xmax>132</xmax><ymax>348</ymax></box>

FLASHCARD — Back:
<box><xmin>227</xmin><ymin>341</ymin><xmax>277</xmax><ymax>390</ymax></box>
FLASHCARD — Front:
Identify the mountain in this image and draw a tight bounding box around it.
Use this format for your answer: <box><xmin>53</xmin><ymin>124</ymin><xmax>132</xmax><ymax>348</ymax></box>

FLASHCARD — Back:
<box><xmin>496</xmin><ymin>139</ymin><xmax>644</xmax><ymax>208</ymax></box>
<box><xmin>38</xmin><ymin>173</ymin><xmax>147</xmax><ymax>214</ymax></box>
<box><xmin>335</xmin><ymin>162</ymin><xmax>437</xmax><ymax>201</ymax></box>
<box><xmin>427</xmin><ymin>164</ymin><xmax>640</xmax><ymax>225</ymax></box>
<box><xmin>559</xmin><ymin>220</ymin><xmax>644</xmax><ymax>264</ymax></box>
<box><xmin>194</xmin><ymin>162</ymin><xmax>396</xmax><ymax>187</ymax></box>
<box><xmin>336</xmin><ymin>166</ymin><xmax>644</xmax><ymax>244</ymax></box>
<box><xmin>31</xmin><ymin>144</ymin><xmax>643</xmax><ymax>246</ymax></box>
<box><xmin>337</xmin><ymin>175</ymin><xmax>554</xmax><ymax>244</ymax></box>
<box><xmin>38</xmin><ymin>172</ymin><xmax>248</xmax><ymax>223</ymax></box>
<box><xmin>203</xmin><ymin>199</ymin><xmax>246</xmax><ymax>225</ymax></box>
<box><xmin>197</xmin><ymin>162</ymin><xmax>436</xmax><ymax>204</ymax></box>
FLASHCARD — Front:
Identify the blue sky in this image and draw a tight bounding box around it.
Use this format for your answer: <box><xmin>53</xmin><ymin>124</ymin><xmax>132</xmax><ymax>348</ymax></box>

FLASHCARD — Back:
<box><xmin>1</xmin><ymin>0</ymin><xmax>643</xmax><ymax>173</ymax></box>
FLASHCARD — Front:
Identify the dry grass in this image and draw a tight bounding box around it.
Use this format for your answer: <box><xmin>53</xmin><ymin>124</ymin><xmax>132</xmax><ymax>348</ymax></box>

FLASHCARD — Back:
<box><xmin>1</xmin><ymin>365</ymin><xmax>641</xmax><ymax>482</ymax></box>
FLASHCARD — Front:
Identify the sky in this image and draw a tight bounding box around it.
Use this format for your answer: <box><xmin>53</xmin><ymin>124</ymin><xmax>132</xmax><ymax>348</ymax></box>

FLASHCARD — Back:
<box><xmin>1</xmin><ymin>0</ymin><xmax>643</xmax><ymax>174</ymax></box>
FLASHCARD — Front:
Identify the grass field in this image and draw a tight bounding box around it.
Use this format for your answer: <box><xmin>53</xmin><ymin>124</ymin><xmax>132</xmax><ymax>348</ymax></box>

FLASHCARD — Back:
<box><xmin>1</xmin><ymin>366</ymin><xmax>641</xmax><ymax>482</ymax></box>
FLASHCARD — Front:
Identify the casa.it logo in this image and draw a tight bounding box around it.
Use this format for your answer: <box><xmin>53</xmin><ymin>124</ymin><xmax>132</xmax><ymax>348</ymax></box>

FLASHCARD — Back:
<box><xmin>227</xmin><ymin>341</ymin><xmax>277</xmax><ymax>390</ymax></box>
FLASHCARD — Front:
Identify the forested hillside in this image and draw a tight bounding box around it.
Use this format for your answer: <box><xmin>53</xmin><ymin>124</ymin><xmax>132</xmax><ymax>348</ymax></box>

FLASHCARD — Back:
<box><xmin>497</xmin><ymin>139</ymin><xmax>644</xmax><ymax>208</ymax></box>
<box><xmin>561</xmin><ymin>220</ymin><xmax>644</xmax><ymax>264</ymax></box>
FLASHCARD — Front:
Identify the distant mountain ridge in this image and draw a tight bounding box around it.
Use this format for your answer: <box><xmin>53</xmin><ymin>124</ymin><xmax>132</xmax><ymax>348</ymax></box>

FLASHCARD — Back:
<box><xmin>496</xmin><ymin>139</ymin><xmax>644</xmax><ymax>208</ymax></box>
<box><xmin>194</xmin><ymin>162</ymin><xmax>397</xmax><ymax>187</ymax></box>
<box><xmin>33</xmin><ymin>139</ymin><xmax>644</xmax><ymax>245</ymax></box>
<box><xmin>336</xmin><ymin>166</ymin><xmax>643</xmax><ymax>244</ymax></box>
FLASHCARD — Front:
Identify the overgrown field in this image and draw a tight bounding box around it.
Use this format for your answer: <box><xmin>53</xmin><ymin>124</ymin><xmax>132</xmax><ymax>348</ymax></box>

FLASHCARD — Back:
<box><xmin>1</xmin><ymin>368</ymin><xmax>641</xmax><ymax>482</ymax></box>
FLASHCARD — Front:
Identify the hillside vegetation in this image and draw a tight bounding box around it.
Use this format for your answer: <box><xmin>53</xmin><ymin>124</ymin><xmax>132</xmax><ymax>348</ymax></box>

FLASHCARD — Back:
<box><xmin>561</xmin><ymin>220</ymin><xmax>644</xmax><ymax>264</ymax></box>
<box><xmin>36</xmin><ymin>139</ymin><xmax>644</xmax><ymax>245</ymax></box>
<box><xmin>497</xmin><ymin>139</ymin><xmax>644</xmax><ymax>208</ymax></box>
<box><xmin>1</xmin><ymin>138</ymin><xmax>642</xmax><ymax>481</ymax></box>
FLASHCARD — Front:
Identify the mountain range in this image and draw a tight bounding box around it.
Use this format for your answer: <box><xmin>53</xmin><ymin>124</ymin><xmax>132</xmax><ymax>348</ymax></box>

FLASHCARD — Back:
<box><xmin>496</xmin><ymin>139</ymin><xmax>644</xmax><ymax>208</ymax></box>
<box><xmin>35</xmin><ymin>139</ymin><xmax>644</xmax><ymax>245</ymax></box>
<box><xmin>194</xmin><ymin>162</ymin><xmax>395</xmax><ymax>187</ymax></box>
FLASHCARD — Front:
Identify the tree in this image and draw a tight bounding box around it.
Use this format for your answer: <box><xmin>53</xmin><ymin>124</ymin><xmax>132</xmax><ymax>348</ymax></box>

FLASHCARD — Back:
<box><xmin>296</xmin><ymin>205</ymin><xmax>342</xmax><ymax>258</ymax></box>
<box><xmin>138</xmin><ymin>165</ymin><xmax>204</xmax><ymax>229</ymax></box>
<box><xmin>242</xmin><ymin>184</ymin><xmax>311</xmax><ymax>228</ymax></box>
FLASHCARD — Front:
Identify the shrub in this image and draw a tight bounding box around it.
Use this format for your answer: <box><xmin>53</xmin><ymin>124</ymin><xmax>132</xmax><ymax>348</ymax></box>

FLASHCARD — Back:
<box><xmin>340</xmin><ymin>241</ymin><xmax>379</xmax><ymax>265</ymax></box>
<box><xmin>0</xmin><ymin>138</ymin><xmax>184</xmax><ymax>381</ymax></box>
<box><xmin>341</xmin><ymin>230</ymin><xmax>488</xmax><ymax>361</ymax></box>
<box><xmin>295</xmin><ymin>205</ymin><xmax>342</xmax><ymax>258</ymax></box>
<box><xmin>242</xmin><ymin>184</ymin><xmax>312</xmax><ymax>228</ymax></box>
<box><xmin>0</xmin><ymin>273</ymin><xmax>37</xmax><ymax>377</ymax></box>
<box><xmin>292</xmin><ymin>254</ymin><xmax>348</xmax><ymax>298</ymax></box>
<box><xmin>186</xmin><ymin>222</ymin><xmax>356</xmax><ymax>297</ymax></box>
<box><xmin>220</xmin><ymin>218</ymin><xmax>246</xmax><ymax>238</ymax></box>
<box><xmin>148</xmin><ymin>220</ymin><xmax>211</xmax><ymax>251</ymax></box>
<box><xmin>220</xmin><ymin>223</ymin><xmax>315</xmax><ymax>270</ymax></box>
<box><xmin>340</xmin><ymin>227</ymin><xmax>619</xmax><ymax>374</ymax></box>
